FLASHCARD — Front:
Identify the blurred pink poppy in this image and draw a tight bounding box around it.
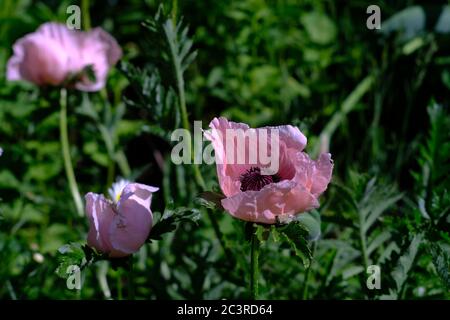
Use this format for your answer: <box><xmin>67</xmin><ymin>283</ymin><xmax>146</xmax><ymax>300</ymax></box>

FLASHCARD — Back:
<box><xmin>205</xmin><ymin>117</ymin><xmax>333</xmax><ymax>224</ymax></box>
<box><xmin>85</xmin><ymin>182</ymin><xmax>158</xmax><ymax>258</ymax></box>
<box><xmin>6</xmin><ymin>22</ymin><xmax>122</xmax><ymax>91</ymax></box>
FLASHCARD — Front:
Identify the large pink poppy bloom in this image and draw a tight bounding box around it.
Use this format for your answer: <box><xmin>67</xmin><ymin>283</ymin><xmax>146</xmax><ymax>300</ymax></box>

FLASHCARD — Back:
<box><xmin>85</xmin><ymin>183</ymin><xmax>158</xmax><ymax>258</ymax></box>
<box><xmin>205</xmin><ymin>117</ymin><xmax>333</xmax><ymax>224</ymax></box>
<box><xmin>6</xmin><ymin>22</ymin><xmax>122</xmax><ymax>91</ymax></box>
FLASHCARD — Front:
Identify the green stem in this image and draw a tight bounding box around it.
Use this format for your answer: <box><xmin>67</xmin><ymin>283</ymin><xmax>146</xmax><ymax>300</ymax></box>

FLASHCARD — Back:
<box><xmin>106</xmin><ymin>159</ymin><xmax>115</xmax><ymax>192</ymax></box>
<box><xmin>358</xmin><ymin>213</ymin><xmax>370</xmax><ymax>298</ymax></box>
<box><xmin>174</xmin><ymin>69</ymin><xmax>206</xmax><ymax>191</ymax></box>
<box><xmin>97</xmin><ymin>261</ymin><xmax>112</xmax><ymax>299</ymax></box>
<box><xmin>116</xmin><ymin>150</ymin><xmax>131</xmax><ymax>178</ymax></box>
<box><xmin>301</xmin><ymin>242</ymin><xmax>316</xmax><ymax>300</ymax></box>
<box><xmin>171</xmin><ymin>0</ymin><xmax>178</xmax><ymax>24</ymax></box>
<box><xmin>117</xmin><ymin>272</ymin><xmax>123</xmax><ymax>300</ymax></box>
<box><xmin>81</xmin><ymin>0</ymin><xmax>91</xmax><ymax>30</ymax></box>
<box><xmin>208</xmin><ymin>209</ymin><xmax>233</xmax><ymax>261</ymax></box>
<box><xmin>127</xmin><ymin>258</ymin><xmax>135</xmax><ymax>300</ymax></box>
<box><xmin>166</xmin><ymin>20</ymin><xmax>224</xmax><ymax>255</ymax></box>
<box><xmin>315</xmin><ymin>75</ymin><xmax>374</xmax><ymax>157</ymax></box>
<box><xmin>250</xmin><ymin>225</ymin><xmax>260</xmax><ymax>300</ymax></box>
<box><xmin>166</xmin><ymin>19</ymin><xmax>206</xmax><ymax>189</ymax></box>
<box><xmin>359</xmin><ymin>225</ymin><xmax>370</xmax><ymax>273</ymax></box>
<box><xmin>98</xmin><ymin>89</ymin><xmax>131</xmax><ymax>179</ymax></box>
<box><xmin>59</xmin><ymin>88</ymin><xmax>84</xmax><ymax>217</ymax></box>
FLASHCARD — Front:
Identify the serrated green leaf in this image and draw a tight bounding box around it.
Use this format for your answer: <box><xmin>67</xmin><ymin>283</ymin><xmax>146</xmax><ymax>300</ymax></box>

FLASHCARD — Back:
<box><xmin>429</xmin><ymin>243</ymin><xmax>450</xmax><ymax>289</ymax></box>
<box><xmin>391</xmin><ymin>234</ymin><xmax>423</xmax><ymax>293</ymax></box>
<box><xmin>342</xmin><ymin>265</ymin><xmax>365</xmax><ymax>279</ymax></box>
<box><xmin>55</xmin><ymin>243</ymin><xmax>86</xmax><ymax>279</ymax></box>
<box><xmin>295</xmin><ymin>211</ymin><xmax>321</xmax><ymax>241</ymax></box>
<box><xmin>363</xmin><ymin>192</ymin><xmax>403</xmax><ymax>233</ymax></box>
<box><xmin>301</xmin><ymin>12</ymin><xmax>337</xmax><ymax>45</ymax></box>
<box><xmin>367</xmin><ymin>231</ymin><xmax>391</xmax><ymax>256</ymax></box>
<box><xmin>256</xmin><ymin>224</ymin><xmax>270</xmax><ymax>242</ymax></box>
<box><xmin>148</xmin><ymin>205</ymin><xmax>201</xmax><ymax>242</ymax></box>
<box><xmin>196</xmin><ymin>191</ymin><xmax>225</xmax><ymax>210</ymax></box>
<box><xmin>278</xmin><ymin>222</ymin><xmax>312</xmax><ymax>268</ymax></box>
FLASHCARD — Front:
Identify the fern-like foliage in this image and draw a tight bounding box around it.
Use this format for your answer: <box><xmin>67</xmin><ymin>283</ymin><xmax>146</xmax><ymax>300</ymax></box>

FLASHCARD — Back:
<box><xmin>380</xmin><ymin>234</ymin><xmax>423</xmax><ymax>300</ymax></box>
<box><xmin>321</xmin><ymin>174</ymin><xmax>403</xmax><ymax>298</ymax></box>
<box><xmin>120</xmin><ymin>4</ymin><xmax>198</xmax><ymax>137</ymax></box>
<box><xmin>428</xmin><ymin>242</ymin><xmax>450</xmax><ymax>290</ymax></box>
<box><xmin>410</xmin><ymin>102</ymin><xmax>450</xmax><ymax>291</ymax></box>
<box><xmin>121</xmin><ymin>61</ymin><xmax>178</xmax><ymax>139</ymax></box>
<box><xmin>142</xmin><ymin>5</ymin><xmax>197</xmax><ymax>100</ymax></box>
<box><xmin>356</xmin><ymin>177</ymin><xmax>403</xmax><ymax>265</ymax></box>
<box><xmin>412</xmin><ymin>102</ymin><xmax>450</xmax><ymax>222</ymax></box>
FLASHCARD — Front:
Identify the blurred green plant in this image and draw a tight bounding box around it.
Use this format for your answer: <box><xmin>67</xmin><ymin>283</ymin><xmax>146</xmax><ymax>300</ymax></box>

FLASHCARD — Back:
<box><xmin>0</xmin><ymin>0</ymin><xmax>449</xmax><ymax>300</ymax></box>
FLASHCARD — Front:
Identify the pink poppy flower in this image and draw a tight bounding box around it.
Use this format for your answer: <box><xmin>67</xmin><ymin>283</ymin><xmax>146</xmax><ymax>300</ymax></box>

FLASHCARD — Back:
<box><xmin>6</xmin><ymin>22</ymin><xmax>122</xmax><ymax>91</ymax></box>
<box><xmin>205</xmin><ymin>117</ymin><xmax>333</xmax><ymax>224</ymax></box>
<box><xmin>85</xmin><ymin>182</ymin><xmax>158</xmax><ymax>258</ymax></box>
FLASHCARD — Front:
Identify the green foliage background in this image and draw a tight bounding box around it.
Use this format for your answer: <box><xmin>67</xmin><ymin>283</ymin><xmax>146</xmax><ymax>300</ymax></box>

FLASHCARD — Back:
<box><xmin>0</xmin><ymin>0</ymin><xmax>449</xmax><ymax>299</ymax></box>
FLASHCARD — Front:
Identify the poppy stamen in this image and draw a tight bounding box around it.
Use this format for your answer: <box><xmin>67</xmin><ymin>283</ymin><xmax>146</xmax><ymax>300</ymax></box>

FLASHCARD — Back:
<box><xmin>240</xmin><ymin>167</ymin><xmax>280</xmax><ymax>192</ymax></box>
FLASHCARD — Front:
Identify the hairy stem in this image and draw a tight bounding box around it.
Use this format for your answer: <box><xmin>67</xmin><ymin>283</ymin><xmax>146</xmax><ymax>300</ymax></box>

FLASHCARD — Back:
<box><xmin>358</xmin><ymin>212</ymin><xmax>370</xmax><ymax>298</ymax></box>
<box><xmin>171</xmin><ymin>0</ymin><xmax>178</xmax><ymax>24</ymax></box>
<box><xmin>81</xmin><ymin>0</ymin><xmax>91</xmax><ymax>30</ymax></box>
<box><xmin>59</xmin><ymin>88</ymin><xmax>84</xmax><ymax>217</ymax></box>
<box><xmin>301</xmin><ymin>242</ymin><xmax>316</xmax><ymax>299</ymax></box>
<box><xmin>250</xmin><ymin>225</ymin><xmax>260</xmax><ymax>300</ymax></box>
<box><xmin>117</xmin><ymin>272</ymin><xmax>123</xmax><ymax>300</ymax></box>
<box><xmin>166</xmin><ymin>19</ymin><xmax>206</xmax><ymax>190</ymax></box>
<box><xmin>127</xmin><ymin>258</ymin><xmax>135</xmax><ymax>300</ymax></box>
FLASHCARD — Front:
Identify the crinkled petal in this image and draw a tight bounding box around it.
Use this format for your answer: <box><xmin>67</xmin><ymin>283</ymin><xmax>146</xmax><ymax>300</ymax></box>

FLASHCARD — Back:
<box><xmin>7</xmin><ymin>30</ymin><xmax>70</xmax><ymax>85</ymax></box>
<box><xmin>221</xmin><ymin>180</ymin><xmax>318</xmax><ymax>224</ymax></box>
<box><xmin>294</xmin><ymin>152</ymin><xmax>333</xmax><ymax>196</ymax></box>
<box><xmin>205</xmin><ymin>117</ymin><xmax>251</xmax><ymax>197</ymax></box>
<box><xmin>74</xmin><ymin>27</ymin><xmax>122</xmax><ymax>91</ymax></box>
<box><xmin>85</xmin><ymin>192</ymin><xmax>115</xmax><ymax>254</ymax></box>
<box><xmin>263</xmin><ymin>124</ymin><xmax>307</xmax><ymax>152</ymax></box>
<box><xmin>206</xmin><ymin>117</ymin><xmax>309</xmax><ymax>196</ymax></box>
<box><xmin>310</xmin><ymin>153</ymin><xmax>333</xmax><ymax>195</ymax></box>
<box><xmin>110</xmin><ymin>183</ymin><xmax>158</xmax><ymax>256</ymax></box>
<box><xmin>6</xmin><ymin>22</ymin><xmax>122</xmax><ymax>91</ymax></box>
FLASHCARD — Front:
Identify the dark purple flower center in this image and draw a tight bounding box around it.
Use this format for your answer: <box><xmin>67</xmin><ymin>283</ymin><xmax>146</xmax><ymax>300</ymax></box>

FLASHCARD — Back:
<box><xmin>240</xmin><ymin>167</ymin><xmax>280</xmax><ymax>192</ymax></box>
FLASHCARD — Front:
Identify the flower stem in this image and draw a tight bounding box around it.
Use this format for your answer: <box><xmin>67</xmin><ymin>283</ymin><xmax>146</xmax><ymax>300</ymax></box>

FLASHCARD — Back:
<box><xmin>167</xmin><ymin>17</ymin><xmax>206</xmax><ymax>191</ymax></box>
<box><xmin>59</xmin><ymin>88</ymin><xmax>84</xmax><ymax>217</ymax></box>
<box><xmin>106</xmin><ymin>159</ymin><xmax>115</xmax><ymax>192</ymax></box>
<box><xmin>250</xmin><ymin>224</ymin><xmax>260</xmax><ymax>300</ymax></box>
<box><xmin>301</xmin><ymin>242</ymin><xmax>316</xmax><ymax>299</ymax></box>
<box><xmin>81</xmin><ymin>0</ymin><xmax>91</xmax><ymax>31</ymax></box>
<box><xmin>116</xmin><ymin>150</ymin><xmax>131</xmax><ymax>177</ymax></box>
<box><xmin>117</xmin><ymin>272</ymin><xmax>123</xmax><ymax>300</ymax></box>
<box><xmin>127</xmin><ymin>257</ymin><xmax>135</xmax><ymax>300</ymax></box>
<box><xmin>167</xmin><ymin>17</ymin><xmax>229</xmax><ymax>261</ymax></box>
<box><xmin>171</xmin><ymin>0</ymin><xmax>178</xmax><ymax>24</ymax></box>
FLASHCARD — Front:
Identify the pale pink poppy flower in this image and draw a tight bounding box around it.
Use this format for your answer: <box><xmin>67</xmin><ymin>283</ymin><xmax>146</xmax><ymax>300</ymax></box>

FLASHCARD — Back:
<box><xmin>205</xmin><ymin>117</ymin><xmax>333</xmax><ymax>224</ymax></box>
<box><xmin>85</xmin><ymin>182</ymin><xmax>158</xmax><ymax>258</ymax></box>
<box><xmin>6</xmin><ymin>22</ymin><xmax>122</xmax><ymax>91</ymax></box>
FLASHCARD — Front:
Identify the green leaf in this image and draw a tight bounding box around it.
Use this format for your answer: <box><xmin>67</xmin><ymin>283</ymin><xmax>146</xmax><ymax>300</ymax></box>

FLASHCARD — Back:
<box><xmin>148</xmin><ymin>205</ymin><xmax>201</xmax><ymax>242</ymax></box>
<box><xmin>342</xmin><ymin>265</ymin><xmax>365</xmax><ymax>279</ymax></box>
<box><xmin>429</xmin><ymin>242</ymin><xmax>450</xmax><ymax>289</ymax></box>
<box><xmin>301</xmin><ymin>12</ymin><xmax>337</xmax><ymax>45</ymax></box>
<box><xmin>256</xmin><ymin>225</ymin><xmax>271</xmax><ymax>242</ymax></box>
<box><xmin>277</xmin><ymin>222</ymin><xmax>312</xmax><ymax>268</ymax></box>
<box><xmin>55</xmin><ymin>243</ymin><xmax>86</xmax><ymax>279</ymax></box>
<box><xmin>363</xmin><ymin>192</ymin><xmax>402</xmax><ymax>233</ymax></box>
<box><xmin>120</xmin><ymin>61</ymin><xmax>178</xmax><ymax>131</ymax></box>
<box><xmin>295</xmin><ymin>210</ymin><xmax>321</xmax><ymax>241</ymax></box>
<box><xmin>196</xmin><ymin>191</ymin><xmax>225</xmax><ymax>210</ymax></box>
<box><xmin>367</xmin><ymin>231</ymin><xmax>391</xmax><ymax>256</ymax></box>
<box><xmin>391</xmin><ymin>234</ymin><xmax>423</xmax><ymax>293</ymax></box>
<box><xmin>380</xmin><ymin>6</ymin><xmax>426</xmax><ymax>42</ymax></box>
